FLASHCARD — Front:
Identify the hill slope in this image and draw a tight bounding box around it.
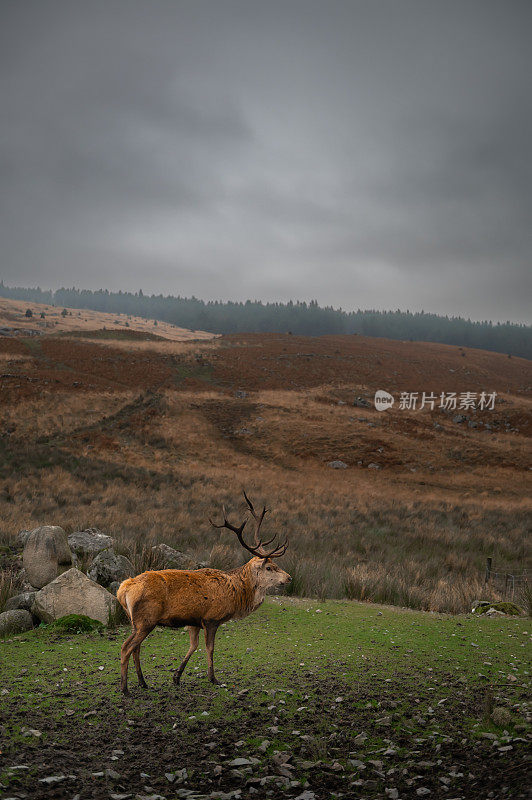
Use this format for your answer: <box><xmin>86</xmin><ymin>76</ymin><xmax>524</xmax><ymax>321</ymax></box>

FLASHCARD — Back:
<box><xmin>1</xmin><ymin>330</ymin><xmax>530</xmax><ymax>612</ymax></box>
<box><xmin>0</xmin><ymin>295</ymin><xmax>214</xmax><ymax>341</ymax></box>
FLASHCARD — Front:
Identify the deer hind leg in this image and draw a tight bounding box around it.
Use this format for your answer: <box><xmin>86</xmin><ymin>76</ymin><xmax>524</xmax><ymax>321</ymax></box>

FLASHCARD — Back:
<box><xmin>132</xmin><ymin>644</ymin><xmax>148</xmax><ymax>688</ymax></box>
<box><xmin>173</xmin><ymin>625</ymin><xmax>200</xmax><ymax>686</ymax></box>
<box><xmin>204</xmin><ymin>622</ymin><xmax>221</xmax><ymax>685</ymax></box>
<box><xmin>121</xmin><ymin>626</ymin><xmax>154</xmax><ymax>696</ymax></box>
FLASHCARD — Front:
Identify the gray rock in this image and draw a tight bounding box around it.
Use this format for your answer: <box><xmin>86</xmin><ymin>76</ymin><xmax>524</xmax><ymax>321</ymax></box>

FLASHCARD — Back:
<box><xmin>234</xmin><ymin>390</ymin><xmax>248</xmax><ymax>399</ymax></box>
<box><xmin>151</xmin><ymin>543</ymin><xmax>198</xmax><ymax>569</ymax></box>
<box><xmin>17</xmin><ymin>529</ymin><xmax>33</xmax><ymax>547</ymax></box>
<box><xmin>32</xmin><ymin>568</ymin><xmax>118</xmax><ymax>624</ymax></box>
<box><xmin>353</xmin><ymin>397</ymin><xmax>371</xmax><ymax>408</ymax></box>
<box><xmin>16</xmin><ymin>568</ymin><xmax>39</xmax><ymax>592</ymax></box>
<box><xmin>452</xmin><ymin>414</ymin><xmax>467</xmax><ymax>424</ymax></box>
<box><xmin>5</xmin><ymin>591</ymin><xmax>36</xmax><ymax>613</ymax></box>
<box><xmin>23</xmin><ymin>526</ymin><xmax>72</xmax><ymax>588</ymax></box>
<box><xmin>68</xmin><ymin>528</ymin><xmax>114</xmax><ymax>557</ymax></box>
<box><xmin>368</xmin><ymin>463</ymin><xmax>381</xmax><ymax>470</ymax></box>
<box><xmin>328</xmin><ymin>460</ymin><xmax>348</xmax><ymax>469</ymax></box>
<box><xmin>108</xmin><ymin>581</ymin><xmax>121</xmax><ymax>595</ymax></box>
<box><xmin>87</xmin><ymin>549</ymin><xmax>135</xmax><ymax>587</ymax></box>
<box><xmin>0</xmin><ymin>609</ymin><xmax>33</xmax><ymax>635</ymax></box>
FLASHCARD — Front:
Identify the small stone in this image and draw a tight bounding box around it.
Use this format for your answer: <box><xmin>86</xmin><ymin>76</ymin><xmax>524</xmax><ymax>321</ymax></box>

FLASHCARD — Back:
<box><xmin>21</xmin><ymin>727</ymin><xmax>42</xmax><ymax>738</ymax></box>
<box><xmin>38</xmin><ymin>775</ymin><xmax>67</xmax><ymax>784</ymax></box>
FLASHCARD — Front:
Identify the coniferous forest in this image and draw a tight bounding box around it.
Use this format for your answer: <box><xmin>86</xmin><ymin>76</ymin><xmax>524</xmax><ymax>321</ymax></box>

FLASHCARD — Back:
<box><xmin>1</xmin><ymin>281</ymin><xmax>530</xmax><ymax>358</ymax></box>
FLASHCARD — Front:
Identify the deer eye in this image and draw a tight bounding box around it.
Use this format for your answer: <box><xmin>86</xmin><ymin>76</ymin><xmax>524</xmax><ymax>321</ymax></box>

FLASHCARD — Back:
<box><xmin>265</xmin><ymin>566</ymin><xmax>272</xmax><ymax>571</ymax></box>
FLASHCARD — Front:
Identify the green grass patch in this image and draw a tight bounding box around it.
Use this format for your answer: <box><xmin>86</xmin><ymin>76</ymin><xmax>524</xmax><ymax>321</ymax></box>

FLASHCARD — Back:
<box><xmin>48</xmin><ymin>614</ymin><xmax>104</xmax><ymax>634</ymax></box>
<box><xmin>1</xmin><ymin>597</ymin><xmax>530</xmax><ymax>798</ymax></box>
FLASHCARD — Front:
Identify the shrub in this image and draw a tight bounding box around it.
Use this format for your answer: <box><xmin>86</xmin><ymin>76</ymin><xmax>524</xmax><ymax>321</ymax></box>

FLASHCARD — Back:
<box><xmin>48</xmin><ymin>614</ymin><xmax>103</xmax><ymax>633</ymax></box>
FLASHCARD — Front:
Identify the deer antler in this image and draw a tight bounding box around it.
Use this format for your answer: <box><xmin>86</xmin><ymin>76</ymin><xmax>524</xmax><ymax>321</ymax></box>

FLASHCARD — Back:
<box><xmin>210</xmin><ymin>492</ymin><xmax>288</xmax><ymax>559</ymax></box>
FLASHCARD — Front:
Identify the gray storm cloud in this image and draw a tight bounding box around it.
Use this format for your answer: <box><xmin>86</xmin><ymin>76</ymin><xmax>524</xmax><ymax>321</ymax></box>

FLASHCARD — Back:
<box><xmin>1</xmin><ymin>0</ymin><xmax>531</xmax><ymax>322</ymax></box>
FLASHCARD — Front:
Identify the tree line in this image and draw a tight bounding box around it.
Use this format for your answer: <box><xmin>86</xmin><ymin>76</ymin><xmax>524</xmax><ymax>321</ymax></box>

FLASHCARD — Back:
<box><xmin>0</xmin><ymin>281</ymin><xmax>530</xmax><ymax>358</ymax></box>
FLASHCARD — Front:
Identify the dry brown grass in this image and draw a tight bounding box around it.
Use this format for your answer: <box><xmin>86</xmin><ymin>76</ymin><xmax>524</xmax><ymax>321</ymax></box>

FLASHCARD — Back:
<box><xmin>80</xmin><ymin>338</ymin><xmax>220</xmax><ymax>355</ymax></box>
<box><xmin>0</xmin><ymin>564</ymin><xmax>23</xmax><ymax>611</ymax></box>
<box><xmin>0</xmin><ymin>296</ymin><xmax>214</xmax><ymax>341</ymax></box>
<box><xmin>1</xmin><ymin>332</ymin><xmax>530</xmax><ymax>614</ymax></box>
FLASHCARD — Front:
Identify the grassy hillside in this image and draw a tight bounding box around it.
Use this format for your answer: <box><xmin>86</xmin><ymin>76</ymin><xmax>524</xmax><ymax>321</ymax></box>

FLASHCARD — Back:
<box><xmin>1</xmin><ymin>331</ymin><xmax>531</xmax><ymax>613</ymax></box>
<box><xmin>1</xmin><ymin>598</ymin><xmax>530</xmax><ymax>799</ymax></box>
<box><xmin>0</xmin><ymin>295</ymin><xmax>214</xmax><ymax>341</ymax></box>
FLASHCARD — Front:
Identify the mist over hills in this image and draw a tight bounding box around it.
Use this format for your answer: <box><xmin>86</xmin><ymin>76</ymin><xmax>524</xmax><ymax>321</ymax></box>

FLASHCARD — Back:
<box><xmin>1</xmin><ymin>281</ymin><xmax>530</xmax><ymax>359</ymax></box>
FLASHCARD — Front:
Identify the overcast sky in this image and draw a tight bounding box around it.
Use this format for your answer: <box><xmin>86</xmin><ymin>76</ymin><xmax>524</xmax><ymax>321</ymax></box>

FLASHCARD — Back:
<box><xmin>1</xmin><ymin>1</ymin><xmax>531</xmax><ymax>323</ymax></box>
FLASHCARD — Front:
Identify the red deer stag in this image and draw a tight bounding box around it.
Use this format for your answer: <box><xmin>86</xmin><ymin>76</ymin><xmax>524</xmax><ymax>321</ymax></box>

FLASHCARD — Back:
<box><xmin>117</xmin><ymin>492</ymin><xmax>291</xmax><ymax>695</ymax></box>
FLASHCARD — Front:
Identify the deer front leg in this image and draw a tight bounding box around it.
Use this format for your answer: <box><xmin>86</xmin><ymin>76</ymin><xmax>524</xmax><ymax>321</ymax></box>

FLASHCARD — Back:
<box><xmin>174</xmin><ymin>626</ymin><xmax>200</xmax><ymax>686</ymax></box>
<box><xmin>204</xmin><ymin>623</ymin><xmax>221</xmax><ymax>685</ymax></box>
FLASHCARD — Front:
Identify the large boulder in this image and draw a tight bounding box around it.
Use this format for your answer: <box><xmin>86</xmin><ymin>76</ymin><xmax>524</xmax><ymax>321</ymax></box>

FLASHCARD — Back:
<box><xmin>0</xmin><ymin>609</ymin><xmax>33</xmax><ymax>635</ymax></box>
<box><xmin>32</xmin><ymin>568</ymin><xmax>118</xmax><ymax>625</ymax></box>
<box><xmin>68</xmin><ymin>528</ymin><xmax>114</xmax><ymax>558</ymax></box>
<box><xmin>5</xmin><ymin>591</ymin><xmax>36</xmax><ymax>613</ymax></box>
<box><xmin>87</xmin><ymin>549</ymin><xmax>135</xmax><ymax>587</ymax></box>
<box><xmin>151</xmin><ymin>543</ymin><xmax>198</xmax><ymax>569</ymax></box>
<box><xmin>23</xmin><ymin>526</ymin><xmax>72</xmax><ymax>588</ymax></box>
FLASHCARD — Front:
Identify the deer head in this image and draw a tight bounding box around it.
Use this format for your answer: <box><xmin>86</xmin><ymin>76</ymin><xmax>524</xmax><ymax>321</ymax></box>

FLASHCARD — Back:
<box><xmin>210</xmin><ymin>491</ymin><xmax>291</xmax><ymax>591</ymax></box>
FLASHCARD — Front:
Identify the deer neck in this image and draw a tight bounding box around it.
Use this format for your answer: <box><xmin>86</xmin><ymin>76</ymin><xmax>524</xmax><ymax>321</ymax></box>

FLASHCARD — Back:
<box><xmin>230</xmin><ymin>561</ymin><xmax>265</xmax><ymax>618</ymax></box>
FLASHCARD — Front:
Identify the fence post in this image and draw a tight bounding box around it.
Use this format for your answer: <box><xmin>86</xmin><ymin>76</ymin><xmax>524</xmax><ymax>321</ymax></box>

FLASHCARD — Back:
<box><xmin>485</xmin><ymin>557</ymin><xmax>492</xmax><ymax>584</ymax></box>
<box><xmin>505</xmin><ymin>573</ymin><xmax>510</xmax><ymax>597</ymax></box>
